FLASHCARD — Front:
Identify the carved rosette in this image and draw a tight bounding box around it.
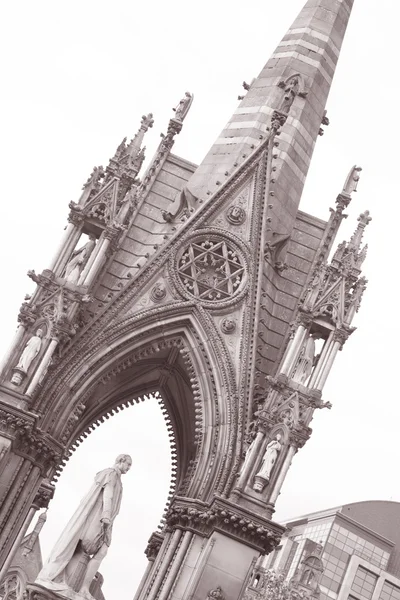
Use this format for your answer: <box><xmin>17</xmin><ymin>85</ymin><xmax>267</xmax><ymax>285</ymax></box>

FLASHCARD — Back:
<box><xmin>165</xmin><ymin>497</ymin><xmax>283</xmax><ymax>553</ymax></box>
<box><xmin>226</xmin><ymin>205</ymin><xmax>246</xmax><ymax>225</ymax></box>
<box><xmin>172</xmin><ymin>231</ymin><xmax>249</xmax><ymax>309</ymax></box>
<box><xmin>220</xmin><ymin>318</ymin><xmax>236</xmax><ymax>335</ymax></box>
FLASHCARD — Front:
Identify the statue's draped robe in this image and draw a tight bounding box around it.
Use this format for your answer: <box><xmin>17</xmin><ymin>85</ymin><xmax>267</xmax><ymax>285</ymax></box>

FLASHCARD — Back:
<box><xmin>37</xmin><ymin>468</ymin><xmax>122</xmax><ymax>585</ymax></box>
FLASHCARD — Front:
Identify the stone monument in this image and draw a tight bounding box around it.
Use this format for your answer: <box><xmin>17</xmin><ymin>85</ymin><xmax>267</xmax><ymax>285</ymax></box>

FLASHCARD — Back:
<box><xmin>34</xmin><ymin>454</ymin><xmax>132</xmax><ymax>600</ymax></box>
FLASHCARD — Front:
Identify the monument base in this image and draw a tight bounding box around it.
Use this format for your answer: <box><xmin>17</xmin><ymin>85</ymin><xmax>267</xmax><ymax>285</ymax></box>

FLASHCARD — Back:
<box><xmin>26</xmin><ymin>580</ymin><xmax>101</xmax><ymax>600</ymax></box>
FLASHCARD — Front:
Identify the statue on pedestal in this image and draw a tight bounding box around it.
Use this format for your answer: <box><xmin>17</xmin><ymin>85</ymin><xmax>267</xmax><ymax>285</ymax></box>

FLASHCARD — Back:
<box><xmin>172</xmin><ymin>92</ymin><xmax>193</xmax><ymax>122</ymax></box>
<box><xmin>253</xmin><ymin>434</ymin><xmax>282</xmax><ymax>492</ymax></box>
<box><xmin>64</xmin><ymin>236</ymin><xmax>96</xmax><ymax>284</ymax></box>
<box><xmin>36</xmin><ymin>454</ymin><xmax>132</xmax><ymax>600</ymax></box>
<box><xmin>11</xmin><ymin>328</ymin><xmax>44</xmax><ymax>385</ymax></box>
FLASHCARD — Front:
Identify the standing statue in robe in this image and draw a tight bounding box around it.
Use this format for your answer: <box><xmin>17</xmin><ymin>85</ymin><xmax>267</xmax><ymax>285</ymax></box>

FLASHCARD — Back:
<box><xmin>36</xmin><ymin>454</ymin><xmax>132</xmax><ymax>600</ymax></box>
<box><xmin>64</xmin><ymin>235</ymin><xmax>96</xmax><ymax>284</ymax></box>
<box><xmin>11</xmin><ymin>329</ymin><xmax>43</xmax><ymax>384</ymax></box>
<box><xmin>253</xmin><ymin>434</ymin><xmax>282</xmax><ymax>492</ymax></box>
<box><xmin>291</xmin><ymin>333</ymin><xmax>319</xmax><ymax>385</ymax></box>
<box><xmin>173</xmin><ymin>92</ymin><xmax>193</xmax><ymax>122</ymax></box>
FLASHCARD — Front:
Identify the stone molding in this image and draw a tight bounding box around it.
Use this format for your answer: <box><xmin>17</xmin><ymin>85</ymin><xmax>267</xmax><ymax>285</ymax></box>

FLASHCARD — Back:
<box><xmin>165</xmin><ymin>496</ymin><xmax>284</xmax><ymax>553</ymax></box>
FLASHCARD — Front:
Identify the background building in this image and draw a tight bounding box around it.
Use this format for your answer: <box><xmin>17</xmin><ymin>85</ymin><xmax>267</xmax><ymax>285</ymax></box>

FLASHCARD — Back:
<box><xmin>260</xmin><ymin>501</ymin><xmax>400</xmax><ymax>600</ymax></box>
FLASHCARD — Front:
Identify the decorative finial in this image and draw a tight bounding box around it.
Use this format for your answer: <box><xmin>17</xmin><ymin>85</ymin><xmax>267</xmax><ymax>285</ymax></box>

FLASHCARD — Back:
<box><xmin>348</xmin><ymin>210</ymin><xmax>372</xmax><ymax>252</ymax></box>
<box><xmin>172</xmin><ymin>92</ymin><xmax>193</xmax><ymax>122</ymax></box>
<box><xmin>140</xmin><ymin>113</ymin><xmax>154</xmax><ymax>132</ymax></box>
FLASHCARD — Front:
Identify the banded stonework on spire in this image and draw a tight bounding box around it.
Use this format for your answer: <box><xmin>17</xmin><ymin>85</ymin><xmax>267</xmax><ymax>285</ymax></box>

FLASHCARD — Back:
<box><xmin>188</xmin><ymin>0</ymin><xmax>354</xmax><ymax>225</ymax></box>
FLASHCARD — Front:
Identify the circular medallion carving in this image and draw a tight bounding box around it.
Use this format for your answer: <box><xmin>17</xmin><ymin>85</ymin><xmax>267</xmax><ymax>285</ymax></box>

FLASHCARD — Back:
<box><xmin>226</xmin><ymin>205</ymin><xmax>246</xmax><ymax>225</ymax></box>
<box><xmin>220</xmin><ymin>318</ymin><xmax>236</xmax><ymax>334</ymax></box>
<box><xmin>150</xmin><ymin>282</ymin><xmax>166</xmax><ymax>303</ymax></box>
<box><xmin>177</xmin><ymin>237</ymin><xmax>246</xmax><ymax>303</ymax></box>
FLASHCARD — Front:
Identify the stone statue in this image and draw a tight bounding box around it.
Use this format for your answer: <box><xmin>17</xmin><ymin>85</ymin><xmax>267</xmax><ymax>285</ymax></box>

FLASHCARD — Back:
<box><xmin>36</xmin><ymin>454</ymin><xmax>132</xmax><ymax>600</ymax></box>
<box><xmin>11</xmin><ymin>329</ymin><xmax>43</xmax><ymax>384</ymax></box>
<box><xmin>342</xmin><ymin>165</ymin><xmax>362</xmax><ymax>196</ymax></box>
<box><xmin>291</xmin><ymin>333</ymin><xmax>319</xmax><ymax>385</ymax></box>
<box><xmin>173</xmin><ymin>92</ymin><xmax>193</xmax><ymax>122</ymax></box>
<box><xmin>253</xmin><ymin>434</ymin><xmax>282</xmax><ymax>492</ymax></box>
<box><xmin>64</xmin><ymin>235</ymin><xmax>96</xmax><ymax>284</ymax></box>
<box><xmin>207</xmin><ymin>587</ymin><xmax>225</xmax><ymax>600</ymax></box>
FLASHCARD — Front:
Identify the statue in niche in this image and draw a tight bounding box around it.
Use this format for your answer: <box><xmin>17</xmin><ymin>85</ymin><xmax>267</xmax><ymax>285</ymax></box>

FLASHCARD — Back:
<box><xmin>291</xmin><ymin>333</ymin><xmax>320</xmax><ymax>385</ymax></box>
<box><xmin>36</xmin><ymin>454</ymin><xmax>132</xmax><ymax>600</ymax></box>
<box><xmin>64</xmin><ymin>235</ymin><xmax>97</xmax><ymax>284</ymax></box>
<box><xmin>253</xmin><ymin>434</ymin><xmax>282</xmax><ymax>492</ymax></box>
<box><xmin>11</xmin><ymin>328</ymin><xmax>44</xmax><ymax>385</ymax></box>
<box><xmin>173</xmin><ymin>92</ymin><xmax>193</xmax><ymax>122</ymax></box>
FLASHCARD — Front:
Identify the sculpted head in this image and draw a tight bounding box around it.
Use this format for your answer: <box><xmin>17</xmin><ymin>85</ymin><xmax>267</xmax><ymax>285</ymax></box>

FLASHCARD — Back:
<box><xmin>114</xmin><ymin>454</ymin><xmax>132</xmax><ymax>475</ymax></box>
<box><xmin>276</xmin><ymin>433</ymin><xmax>282</xmax><ymax>442</ymax></box>
<box><xmin>36</xmin><ymin>328</ymin><xmax>44</xmax><ymax>338</ymax></box>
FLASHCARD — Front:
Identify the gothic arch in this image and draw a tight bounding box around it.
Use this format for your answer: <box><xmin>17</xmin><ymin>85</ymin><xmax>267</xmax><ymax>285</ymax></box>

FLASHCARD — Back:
<box><xmin>34</xmin><ymin>304</ymin><xmax>242</xmax><ymax>503</ymax></box>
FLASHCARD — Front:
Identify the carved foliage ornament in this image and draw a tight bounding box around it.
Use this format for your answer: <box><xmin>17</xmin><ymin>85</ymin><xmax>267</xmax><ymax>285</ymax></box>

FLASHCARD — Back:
<box><xmin>166</xmin><ymin>499</ymin><xmax>282</xmax><ymax>553</ymax></box>
<box><xmin>177</xmin><ymin>238</ymin><xmax>246</xmax><ymax>302</ymax></box>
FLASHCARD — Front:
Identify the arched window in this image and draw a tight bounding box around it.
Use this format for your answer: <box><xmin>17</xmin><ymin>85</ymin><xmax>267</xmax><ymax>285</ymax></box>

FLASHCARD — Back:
<box><xmin>0</xmin><ymin>573</ymin><xmax>24</xmax><ymax>600</ymax></box>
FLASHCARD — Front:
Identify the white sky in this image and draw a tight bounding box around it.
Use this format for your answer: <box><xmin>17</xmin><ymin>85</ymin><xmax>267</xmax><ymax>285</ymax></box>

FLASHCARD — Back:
<box><xmin>1</xmin><ymin>1</ymin><xmax>399</xmax><ymax>599</ymax></box>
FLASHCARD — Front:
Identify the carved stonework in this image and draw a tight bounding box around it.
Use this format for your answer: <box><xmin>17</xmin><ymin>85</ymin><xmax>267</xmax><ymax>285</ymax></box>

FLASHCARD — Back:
<box><xmin>226</xmin><ymin>205</ymin><xmax>246</xmax><ymax>225</ymax></box>
<box><xmin>207</xmin><ymin>587</ymin><xmax>225</xmax><ymax>600</ymax></box>
<box><xmin>145</xmin><ymin>531</ymin><xmax>164</xmax><ymax>561</ymax></box>
<box><xmin>166</xmin><ymin>497</ymin><xmax>283</xmax><ymax>554</ymax></box>
<box><xmin>150</xmin><ymin>283</ymin><xmax>167</xmax><ymax>303</ymax></box>
<box><xmin>177</xmin><ymin>237</ymin><xmax>246</xmax><ymax>303</ymax></box>
<box><xmin>33</xmin><ymin>480</ymin><xmax>55</xmax><ymax>509</ymax></box>
<box><xmin>221</xmin><ymin>317</ymin><xmax>237</xmax><ymax>335</ymax></box>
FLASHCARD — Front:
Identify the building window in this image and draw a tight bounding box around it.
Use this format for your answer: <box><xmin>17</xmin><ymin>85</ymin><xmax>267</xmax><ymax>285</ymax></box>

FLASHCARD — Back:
<box><xmin>351</xmin><ymin>566</ymin><xmax>378</xmax><ymax>600</ymax></box>
<box><xmin>270</xmin><ymin>545</ymin><xmax>282</xmax><ymax>569</ymax></box>
<box><xmin>329</xmin><ymin>524</ymin><xmax>390</xmax><ymax>570</ymax></box>
<box><xmin>0</xmin><ymin>574</ymin><xmax>24</xmax><ymax>600</ymax></box>
<box><xmin>380</xmin><ymin>581</ymin><xmax>400</xmax><ymax>600</ymax></box>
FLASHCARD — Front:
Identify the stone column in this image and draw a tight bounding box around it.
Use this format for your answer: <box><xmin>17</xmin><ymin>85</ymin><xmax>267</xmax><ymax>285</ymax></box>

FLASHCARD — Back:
<box><xmin>145</xmin><ymin>529</ymin><xmax>182</xmax><ymax>600</ymax></box>
<box><xmin>0</xmin><ymin>325</ymin><xmax>26</xmax><ymax>378</ymax></box>
<box><xmin>49</xmin><ymin>222</ymin><xmax>82</xmax><ymax>276</ymax></box>
<box><xmin>25</xmin><ymin>338</ymin><xmax>58</xmax><ymax>397</ymax></box>
<box><xmin>0</xmin><ymin>506</ymin><xmax>36</xmax><ymax>584</ymax></box>
<box><xmin>158</xmin><ymin>531</ymin><xmax>193</xmax><ymax>600</ymax></box>
<box><xmin>81</xmin><ymin>238</ymin><xmax>111</xmax><ymax>287</ymax></box>
<box><xmin>308</xmin><ymin>331</ymin><xmax>334</xmax><ymax>388</ymax></box>
<box><xmin>235</xmin><ymin>431</ymin><xmax>264</xmax><ymax>491</ymax></box>
<box><xmin>280</xmin><ymin>325</ymin><xmax>307</xmax><ymax>376</ymax></box>
<box><xmin>268</xmin><ymin>445</ymin><xmax>297</xmax><ymax>506</ymax></box>
<box><xmin>135</xmin><ymin>498</ymin><xmax>284</xmax><ymax>600</ymax></box>
<box><xmin>314</xmin><ymin>339</ymin><xmax>341</xmax><ymax>391</ymax></box>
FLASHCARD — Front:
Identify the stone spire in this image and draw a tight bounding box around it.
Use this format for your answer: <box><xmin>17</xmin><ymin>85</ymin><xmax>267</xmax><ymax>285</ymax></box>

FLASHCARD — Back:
<box><xmin>187</xmin><ymin>0</ymin><xmax>355</xmax><ymax>221</ymax></box>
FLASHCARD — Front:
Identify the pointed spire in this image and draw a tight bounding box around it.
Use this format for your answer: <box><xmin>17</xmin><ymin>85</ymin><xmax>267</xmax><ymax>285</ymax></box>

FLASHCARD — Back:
<box><xmin>187</xmin><ymin>0</ymin><xmax>355</xmax><ymax>218</ymax></box>
<box><xmin>347</xmin><ymin>210</ymin><xmax>372</xmax><ymax>252</ymax></box>
<box><xmin>125</xmin><ymin>113</ymin><xmax>154</xmax><ymax>164</ymax></box>
<box><xmin>22</xmin><ymin>510</ymin><xmax>47</xmax><ymax>556</ymax></box>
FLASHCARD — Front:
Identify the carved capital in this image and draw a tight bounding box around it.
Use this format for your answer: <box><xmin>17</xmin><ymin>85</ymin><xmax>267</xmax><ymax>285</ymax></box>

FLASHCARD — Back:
<box><xmin>33</xmin><ymin>480</ymin><xmax>55</xmax><ymax>510</ymax></box>
<box><xmin>144</xmin><ymin>531</ymin><xmax>164</xmax><ymax>561</ymax></box>
<box><xmin>333</xmin><ymin>328</ymin><xmax>349</xmax><ymax>348</ymax></box>
<box><xmin>165</xmin><ymin>496</ymin><xmax>283</xmax><ymax>554</ymax></box>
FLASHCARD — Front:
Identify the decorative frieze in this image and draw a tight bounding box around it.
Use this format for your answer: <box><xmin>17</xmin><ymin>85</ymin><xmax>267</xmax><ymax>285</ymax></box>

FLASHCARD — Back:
<box><xmin>165</xmin><ymin>497</ymin><xmax>283</xmax><ymax>554</ymax></box>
